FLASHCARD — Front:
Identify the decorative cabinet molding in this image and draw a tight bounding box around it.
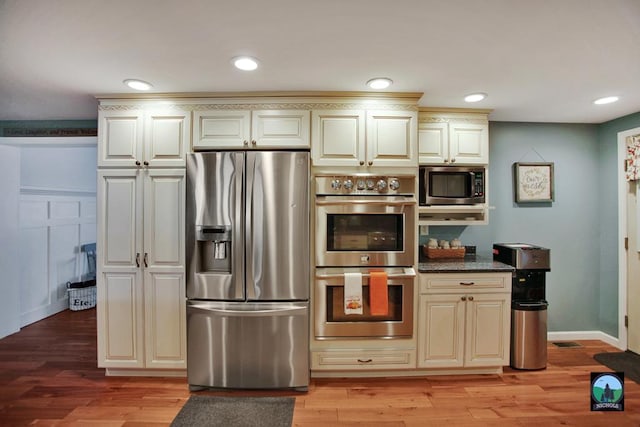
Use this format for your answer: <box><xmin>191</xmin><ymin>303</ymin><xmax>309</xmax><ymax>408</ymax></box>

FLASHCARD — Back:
<box><xmin>418</xmin><ymin>109</ymin><xmax>490</xmax><ymax>165</ymax></box>
<box><xmin>312</xmin><ymin>109</ymin><xmax>417</xmax><ymax>168</ymax></box>
<box><xmin>417</xmin><ymin>273</ymin><xmax>511</xmax><ymax>370</ymax></box>
<box><xmin>193</xmin><ymin>109</ymin><xmax>310</xmax><ymax>149</ymax></box>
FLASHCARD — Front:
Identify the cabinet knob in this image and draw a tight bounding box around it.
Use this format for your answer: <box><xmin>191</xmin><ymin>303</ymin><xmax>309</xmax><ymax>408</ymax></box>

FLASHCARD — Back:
<box><xmin>368</xmin><ymin>161</ymin><xmax>373</xmax><ymax>166</ymax></box>
<box><xmin>143</xmin><ymin>161</ymin><xmax>149</xmax><ymax>166</ymax></box>
<box><xmin>359</xmin><ymin>160</ymin><xmax>365</xmax><ymax>166</ymax></box>
<box><xmin>251</xmin><ymin>140</ymin><xmax>257</xmax><ymax>145</ymax></box>
<box><xmin>468</xmin><ymin>296</ymin><xmax>474</xmax><ymax>301</ymax></box>
<box><xmin>135</xmin><ymin>160</ymin><xmax>141</xmax><ymax>166</ymax></box>
<box><xmin>461</xmin><ymin>296</ymin><xmax>467</xmax><ymax>301</ymax></box>
<box><xmin>243</xmin><ymin>140</ymin><xmax>249</xmax><ymax>146</ymax></box>
<box><xmin>451</xmin><ymin>158</ymin><xmax>456</xmax><ymax>163</ymax></box>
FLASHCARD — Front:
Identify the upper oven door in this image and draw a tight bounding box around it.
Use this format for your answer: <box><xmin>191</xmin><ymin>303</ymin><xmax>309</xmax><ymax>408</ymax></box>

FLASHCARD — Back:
<box><xmin>315</xmin><ymin>195</ymin><xmax>416</xmax><ymax>267</ymax></box>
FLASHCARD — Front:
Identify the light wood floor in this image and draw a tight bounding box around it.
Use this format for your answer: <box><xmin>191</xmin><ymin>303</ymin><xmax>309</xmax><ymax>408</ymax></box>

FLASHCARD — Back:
<box><xmin>0</xmin><ymin>309</ymin><xmax>638</xmax><ymax>426</ymax></box>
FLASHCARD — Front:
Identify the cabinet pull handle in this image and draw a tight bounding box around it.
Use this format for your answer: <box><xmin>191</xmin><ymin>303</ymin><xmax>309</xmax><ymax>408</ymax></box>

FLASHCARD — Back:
<box><xmin>135</xmin><ymin>160</ymin><xmax>141</xmax><ymax>166</ymax></box>
<box><xmin>359</xmin><ymin>160</ymin><xmax>365</xmax><ymax>166</ymax></box>
<box><xmin>143</xmin><ymin>253</ymin><xmax>148</xmax><ymax>268</ymax></box>
<box><xmin>135</xmin><ymin>253</ymin><xmax>140</xmax><ymax>267</ymax></box>
<box><xmin>357</xmin><ymin>358</ymin><xmax>373</xmax><ymax>363</ymax></box>
<box><xmin>468</xmin><ymin>296</ymin><xmax>474</xmax><ymax>301</ymax></box>
<box><xmin>460</xmin><ymin>282</ymin><xmax>475</xmax><ymax>286</ymax></box>
<box><xmin>461</xmin><ymin>296</ymin><xmax>467</xmax><ymax>301</ymax></box>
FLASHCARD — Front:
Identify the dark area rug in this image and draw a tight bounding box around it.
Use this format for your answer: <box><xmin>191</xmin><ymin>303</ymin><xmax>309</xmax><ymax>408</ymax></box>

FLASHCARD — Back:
<box><xmin>171</xmin><ymin>395</ymin><xmax>295</xmax><ymax>427</ymax></box>
<box><xmin>593</xmin><ymin>350</ymin><xmax>640</xmax><ymax>384</ymax></box>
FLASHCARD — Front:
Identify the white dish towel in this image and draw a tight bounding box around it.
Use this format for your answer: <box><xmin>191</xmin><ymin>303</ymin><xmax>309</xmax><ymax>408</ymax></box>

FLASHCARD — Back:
<box><xmin>344</xmin><ymin>272</ymin><xmax>363</xmax><ymax>315</ymax></box>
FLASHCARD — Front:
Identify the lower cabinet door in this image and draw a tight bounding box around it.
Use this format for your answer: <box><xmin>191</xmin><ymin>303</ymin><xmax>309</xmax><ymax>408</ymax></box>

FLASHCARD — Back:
<box><xmin>144</xmin><ymin>272</ymin><xmax>186</xmax><ymax>369</ymax></box>
<box><xmin>464</xmin><ymin>293</ymin><xmax>510</xmax><ymax>367</ymax></box>
<box><xmin>417</xmin><ymin>294</ymin><xmax>465</xmax><ymax>368</ymax></box>
<box><xmin>97</xmin><ymin>272</ymin><xmax>144</xmax><ymax>369</ymax></box>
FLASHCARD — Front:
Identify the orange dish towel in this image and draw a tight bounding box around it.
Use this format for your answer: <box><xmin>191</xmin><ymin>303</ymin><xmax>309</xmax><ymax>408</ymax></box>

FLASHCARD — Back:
<box><xmin>369</xmin><ymin>271</ymin><xmax>388</xmax><ymax>316</ymax></box>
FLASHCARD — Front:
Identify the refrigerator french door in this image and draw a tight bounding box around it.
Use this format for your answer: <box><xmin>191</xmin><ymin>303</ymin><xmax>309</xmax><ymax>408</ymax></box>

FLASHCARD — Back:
<box><xmin>186</xmin><ymin>151</ymin><xmax>310</xmax><ymax>390</ymax></box>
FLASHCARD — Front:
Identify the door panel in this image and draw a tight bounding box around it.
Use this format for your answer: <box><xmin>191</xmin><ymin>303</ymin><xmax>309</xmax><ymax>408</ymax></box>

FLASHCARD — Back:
<box><xmin>627</xmin><ymin>181</ymin><xmax>640</xmax><ymax>353</ymax></box>
<box><xmin>185</xmin><ymin>152</ymin><xmax>244</xmax><ymax>301</ymax></box>
<box><xmin>246</xmin><ymin>151</ymin><xmax>309</xmax><ymax>301</ymax></box>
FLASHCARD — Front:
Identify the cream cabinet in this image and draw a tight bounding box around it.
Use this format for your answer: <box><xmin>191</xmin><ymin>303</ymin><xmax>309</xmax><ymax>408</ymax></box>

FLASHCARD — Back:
<box><xmin>418</xmin><ymin>110</ymin><xmax>489</xmax><ymax>165</ymax></box>
<box><xmin>192</xmin><ymin>109</ymin><xmax>310</xmax><ymax>149</ymax></box>
<box><xmin>311</xmin><ymin>109</ymin><xmax>417</xmax><ymax>168</ymax></box>
<box><xmin>98</xmin><ymin>109</ymin><xmax>190</xmax><ymax>167</ymax></box>
<box><xmin>417</xmin><ymin>273</ymin><xmax>511</xmax><ymax>369</ymax></box>
<box><xmin>97</xmin><ymin>168</ymin><xmax>186</xmax><ymax>371</ymax></box>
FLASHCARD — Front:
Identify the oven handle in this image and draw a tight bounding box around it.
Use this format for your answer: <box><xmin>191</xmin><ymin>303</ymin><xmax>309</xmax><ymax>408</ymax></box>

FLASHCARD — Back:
<box><xmin>315</xmin><ymin>197</ymin><xmax>416</xmax><ymax>206</ymax></box>
<box><xmin>315</xmin><ymin>269</ymin><xmax>416</xmax><ymax>280</ymax></box>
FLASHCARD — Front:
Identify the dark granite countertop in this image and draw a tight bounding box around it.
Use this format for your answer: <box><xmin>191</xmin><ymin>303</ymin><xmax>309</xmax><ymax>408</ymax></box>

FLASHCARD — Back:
<box><xmin>418</xmin><ymin>254</ymin><xmax>515</xmax><ymax>273</ymax></box>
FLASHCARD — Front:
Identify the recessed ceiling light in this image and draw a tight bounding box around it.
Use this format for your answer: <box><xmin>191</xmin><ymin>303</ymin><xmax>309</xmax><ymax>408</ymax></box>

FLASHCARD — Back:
<box><xmin>366</xmin><ymin>78</ymin><xmax>393</xmax><ymax>90</ymax></box>
<box><xmin>464</xmin><ymin>93</ymin><xmax>487</xmax><ymax>103</ymax></box>
<box><xmin>233</xmin><ymin>56</ymin><xmax>259</xmax><ymax>71</ymax></box>
<box><xmin>593</xmin><ymin>96</ymin><xmax>619</xmax><ymax>105</ymax></box>
<box><xmin>123</xmin><ymin>79</ymin><xmax>153</xmax><ymax>91</ymax></box>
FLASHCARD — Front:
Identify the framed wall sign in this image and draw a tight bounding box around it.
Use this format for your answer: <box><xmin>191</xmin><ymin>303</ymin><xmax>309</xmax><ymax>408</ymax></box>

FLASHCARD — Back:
<box><xmin>514</xmin><ymin>162</ymin><xmax>554</xmax><ymax>202</ymax></box>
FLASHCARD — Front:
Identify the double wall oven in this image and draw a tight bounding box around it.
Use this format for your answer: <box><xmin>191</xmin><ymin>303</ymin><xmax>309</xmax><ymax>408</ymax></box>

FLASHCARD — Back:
<box><xmin>314</xmin><ymin>175</ymin><xmax>416</xmax><ymax>339</ymax></box>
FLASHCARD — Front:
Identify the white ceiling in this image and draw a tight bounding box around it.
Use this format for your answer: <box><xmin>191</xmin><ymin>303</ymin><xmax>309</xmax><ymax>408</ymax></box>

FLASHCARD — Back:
<box><xmin>1</xmin><ymin>0</ymin><xmax>639</xmax><ymax>123</ymax></box>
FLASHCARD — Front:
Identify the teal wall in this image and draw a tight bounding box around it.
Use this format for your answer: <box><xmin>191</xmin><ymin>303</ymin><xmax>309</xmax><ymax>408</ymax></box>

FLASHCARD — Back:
<box><xmin>423</xmin><ymin>113</ymin><xmax>640</xmax><ymax>337</ymax></box>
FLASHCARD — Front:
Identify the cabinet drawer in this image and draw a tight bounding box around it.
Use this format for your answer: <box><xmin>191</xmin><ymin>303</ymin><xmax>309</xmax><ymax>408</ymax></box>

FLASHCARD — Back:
<box><xmin>311</xmin><ymin>350</ymin><xmax>415</xmax><ymax>370</ymax></box>
<box><xmin>420</xmin><ymin>273</ymin><xmax>510</xmax><ymax>294</ymax></box>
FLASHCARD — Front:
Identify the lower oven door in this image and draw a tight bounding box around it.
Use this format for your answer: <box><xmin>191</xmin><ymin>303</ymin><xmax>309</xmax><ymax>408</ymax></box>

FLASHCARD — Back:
<box><xmin>314</xmin><ymin>267</ymin><xmax>414</xmax><ymax>339</ymax></box>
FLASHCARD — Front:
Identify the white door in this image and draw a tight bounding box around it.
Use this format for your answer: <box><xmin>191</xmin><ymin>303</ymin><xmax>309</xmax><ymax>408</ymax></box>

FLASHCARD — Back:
<box><xmin>464</xmin><ymin>293</ymin><xmax>510</xmax><ymax>367</ymax></box>
<box><xmin>311</xmin><ymin>110</ymin><xmax>365</xmax><ymax>167</ymax></box>
<box><xmin>626</xmin><ymin>179</ymin><xmax>640</xmax><ymax>353</ymax></box>
<box><xmin>97</xmin><ymin>169</ymin><xmax>144</xmax><ymax>368</ymax></box>
<box><xmin>144</xmin><ymin>109</ymin><xmax>190</xmax><ymax>167</ymax></box>
<box><xmin>143</xmin><ymin>169</ymin><xmax>186</xmax><ymax>368</ymax></box>
<box><xmin>417</xmin><ymin>294</ymin><xmax>465</xmax><ymax>368</ymax></box>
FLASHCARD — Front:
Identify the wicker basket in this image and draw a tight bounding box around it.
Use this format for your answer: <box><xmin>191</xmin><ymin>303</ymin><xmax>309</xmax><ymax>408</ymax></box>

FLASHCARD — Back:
<box><xmin>424</xmin><ymin>246</ymin><xmax>466</xmax><ymax>259</ymax></box>
<box><xmin>67</xmin><ymin>283</ymin><xmax>96</xmax><ymax>311</ymax></box>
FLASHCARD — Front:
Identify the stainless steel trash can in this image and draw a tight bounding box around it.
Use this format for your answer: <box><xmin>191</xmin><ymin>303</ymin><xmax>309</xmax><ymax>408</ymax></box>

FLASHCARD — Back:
<box><xmin>511</xmin><ymin>301</ymin><xmax>548</xmax><ymax>370</ymax></box>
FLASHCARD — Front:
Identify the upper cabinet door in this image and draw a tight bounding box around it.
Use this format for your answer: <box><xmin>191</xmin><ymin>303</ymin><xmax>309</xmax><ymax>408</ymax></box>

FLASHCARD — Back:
<box><xmin>418</xmin><ymin>122</ymin><xmax>448</xmax><ymax>164</ymax></box>
<box><xmin>193</xmin><ymin>110</ymin><xmax>251</xmax><ymax>149</ymax></box>
<box><xmin>251</xmin><ymin>110</ymin><xmax>310</xmax><ymax>148</ymax></box>
<box><xmin>144</xmin><ymin>110</ymin><xmax>190</xmax><ymax>167</ymax></box>
<box><xmin>366</xmin><ymin>110</ymin><xmax>418</xmax><ymax>167</ymax></box>
<box><xmin>98</xmin><ymin>110</ymin><xmax>144</xmax><ymax>167</ymax></box>
<box><xmin>448</xmin><ymin>122</ymin><xmax>488</xmax><ymax>164</ymax></box>
<box><xmin>311</xmin><ymin>110</ymin><xmax>365</xmax><ymax>167</ymax></box>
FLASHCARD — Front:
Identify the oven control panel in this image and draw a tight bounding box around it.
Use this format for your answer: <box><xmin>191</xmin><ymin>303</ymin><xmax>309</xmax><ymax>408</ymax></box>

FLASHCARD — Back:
<box><xmin>316</xmin><ymin>175</ymin><xmax>415</xmax><ymax>195</ymax></box>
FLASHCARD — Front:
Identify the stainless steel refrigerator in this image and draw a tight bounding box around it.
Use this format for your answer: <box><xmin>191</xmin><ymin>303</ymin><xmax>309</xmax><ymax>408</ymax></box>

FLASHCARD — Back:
<box><xmin>185</xmin><ymin>151</ymin><xmax>309</xmax><ymax>390</ymax></box>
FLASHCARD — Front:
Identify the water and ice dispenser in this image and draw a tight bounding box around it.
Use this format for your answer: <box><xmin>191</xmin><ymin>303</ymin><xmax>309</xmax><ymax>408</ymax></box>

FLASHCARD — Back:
<box><xmin>196</xmin><ymin>225</ymin><xmax>232</xmax><ymax>273</ymax></box>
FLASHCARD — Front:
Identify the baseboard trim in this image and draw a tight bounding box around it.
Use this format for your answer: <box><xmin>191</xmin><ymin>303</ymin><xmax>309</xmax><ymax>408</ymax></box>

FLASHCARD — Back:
<box><xmin>548</xmin><ymin>331</ymin><xmax>622</xmax><ymax>349</ymax></box>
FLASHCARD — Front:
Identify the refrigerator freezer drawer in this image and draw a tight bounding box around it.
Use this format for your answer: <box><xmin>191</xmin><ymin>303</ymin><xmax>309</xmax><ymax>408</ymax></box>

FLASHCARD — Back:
<box><xmin>186</xmin><ymin>301</ymin><xmax>309</xmax><ymax>389</ymax></box>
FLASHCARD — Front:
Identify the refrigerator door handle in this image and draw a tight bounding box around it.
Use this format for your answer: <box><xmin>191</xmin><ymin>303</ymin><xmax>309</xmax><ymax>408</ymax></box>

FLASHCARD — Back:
<box><xmin>233</xmin><ymin>153</ymin><xmax>245</xmax><ymax>300</ymax></box>
<box><xmin>189</xmin><ymin>303</ymin><xmax>307</xmax><ymax>317</ymax></box>
<box><xmin>245</xmin><ymin>152</ymin><xmax>258</xmax><ymax>300</ymax></box>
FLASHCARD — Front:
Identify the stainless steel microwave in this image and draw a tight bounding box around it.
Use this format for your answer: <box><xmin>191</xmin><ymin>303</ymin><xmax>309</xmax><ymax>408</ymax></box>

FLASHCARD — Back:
<box><xmin>419</xmin><ymin>166</ymin><xmax>486</xmax><ymax>205</ymax></box>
